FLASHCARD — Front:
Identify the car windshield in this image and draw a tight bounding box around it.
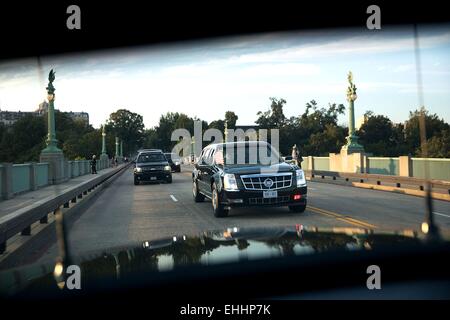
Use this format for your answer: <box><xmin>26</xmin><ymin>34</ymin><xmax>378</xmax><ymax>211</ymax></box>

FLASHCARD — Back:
<box><xmin>218</xmin><ymin>143</ymin><xmax>281</xmax><ymax>166</ymax></box>
<box><xmin>137</xmin><ymin>153</ymin><xmax>166</xmax><ymax>163</ymax></box>
<box><xmin>1</xmin><ymin>22</ymin><xmax>450</xmax><ymax>299</ymax></box>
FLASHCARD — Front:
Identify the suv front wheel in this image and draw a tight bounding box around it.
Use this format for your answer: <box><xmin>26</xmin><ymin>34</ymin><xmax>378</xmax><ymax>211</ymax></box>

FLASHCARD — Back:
<box><xmin>212</xmin><ymin>184</ymin><xmax>228</xmax><ymax>218</ymax></box>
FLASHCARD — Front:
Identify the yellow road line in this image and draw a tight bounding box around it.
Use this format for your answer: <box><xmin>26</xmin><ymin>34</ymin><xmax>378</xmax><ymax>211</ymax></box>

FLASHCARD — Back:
<box><xmin>307</xmin><ymin>205</ymin><xmax>378</xmax><ymax>229</ymax></box>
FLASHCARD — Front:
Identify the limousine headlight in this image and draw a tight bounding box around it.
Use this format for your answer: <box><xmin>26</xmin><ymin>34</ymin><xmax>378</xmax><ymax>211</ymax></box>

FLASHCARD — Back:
<box><xmin>296</xmin><ymin>169</ymin><xmax>306</xmax><ymax>187</ymax></box>
<box><xmin>223</xmin><ymin>174</ymin><xmax>239</xmax><ymax>191</ymax></box>
<box><xmin>164</xmin><ymin>165</ymin><xmax>171</xmax><ymax>171</ymax></box>
<box><xmin>135</xmin><ymin>167</ymin><xmax>142</xmax><ymax>173</ymax></box>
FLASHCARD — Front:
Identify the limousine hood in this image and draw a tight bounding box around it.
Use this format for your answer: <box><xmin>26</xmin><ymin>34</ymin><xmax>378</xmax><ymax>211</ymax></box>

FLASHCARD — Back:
<box><xmin>224</xmin><ymin>162</ymin><xmax>297</xmax><ymax>175</ymax></box>
<box><xmin>0</xmin><ymin>225</ymin><xmax>424</xmax><ymax>297</ymax></box>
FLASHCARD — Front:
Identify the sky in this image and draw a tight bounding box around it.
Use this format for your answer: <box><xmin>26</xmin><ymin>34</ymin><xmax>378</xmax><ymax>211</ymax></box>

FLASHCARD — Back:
<box><xmin>0</xmin><ymin>24</ymin><xmax>449</xmax><ymax>129</ymax></box>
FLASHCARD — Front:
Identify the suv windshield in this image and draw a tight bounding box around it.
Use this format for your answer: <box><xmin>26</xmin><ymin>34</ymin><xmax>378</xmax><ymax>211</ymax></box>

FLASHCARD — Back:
<box><xmin>137</xmin><ymin>153</ymin><xmax>166</xmax><ymax>163</ymax></box>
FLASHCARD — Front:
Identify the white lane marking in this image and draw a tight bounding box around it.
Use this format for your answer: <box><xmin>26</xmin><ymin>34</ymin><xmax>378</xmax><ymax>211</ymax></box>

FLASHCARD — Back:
<box><xmin>433</xmin><ymin>211</ymin><xmax>450</xmax><ymax>219</ymax></box>
<box><xmin>308</xmin><ymin>187</ymin><xmax>316</xmax><ymax>191</ymax></box>
<box><xmin>170</xmin><ymin>195</ymin><xmax>178</xmax><ymax>202</ymax></box>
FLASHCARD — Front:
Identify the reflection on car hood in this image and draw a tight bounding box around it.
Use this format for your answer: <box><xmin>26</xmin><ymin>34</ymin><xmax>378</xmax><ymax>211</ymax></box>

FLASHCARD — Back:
<box><xmin>0</xmin><ymin>225</ymin><xmax>425</xmax><ymax>295</ymax></box>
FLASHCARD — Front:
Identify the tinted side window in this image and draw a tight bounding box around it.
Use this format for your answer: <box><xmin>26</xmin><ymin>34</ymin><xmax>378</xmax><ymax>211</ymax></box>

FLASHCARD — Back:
<box><xmin>200</xmin><ymin>148</ymin><xmax>209</xmax><ymax>164</ymax></box>
<box><xmin>205</xmin><ymin>148</ymin><xmax>215</xmax><ymax>165</ymax></box>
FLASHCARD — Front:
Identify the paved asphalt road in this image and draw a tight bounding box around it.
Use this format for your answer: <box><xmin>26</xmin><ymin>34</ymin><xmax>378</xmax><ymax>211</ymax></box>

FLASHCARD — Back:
<box><xmin>12</xmin><ymin>165</ymin><xmax>450</xmax><ymax>267</ymax></box>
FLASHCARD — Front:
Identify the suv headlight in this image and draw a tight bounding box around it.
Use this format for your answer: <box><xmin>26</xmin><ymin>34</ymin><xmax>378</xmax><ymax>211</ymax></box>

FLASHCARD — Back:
<box><xmin>296</xmin><ymin>169</ymin><xmax>306</xmax><ymax>187</ymax></box>
<box><xmin>164</xmin><ymin>165</ymin><xmax>171</xmax><ymax>171</ymax></box>
<box><xmin>135</xmin><ymin>167</ymin><xmax>142</xmax><ymax>173</ymax></box>
<box><xmin>223</xmin><ymin>173</ymin><xmax>239</xmax><ymax>191</ymax></box>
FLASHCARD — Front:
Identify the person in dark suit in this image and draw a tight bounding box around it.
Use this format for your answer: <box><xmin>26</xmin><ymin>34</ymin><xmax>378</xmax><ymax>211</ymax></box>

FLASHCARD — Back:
<box><xmin>91</xmin><ymin>155</ymin><xmax>97</xmax><ymax>174</ymax></box>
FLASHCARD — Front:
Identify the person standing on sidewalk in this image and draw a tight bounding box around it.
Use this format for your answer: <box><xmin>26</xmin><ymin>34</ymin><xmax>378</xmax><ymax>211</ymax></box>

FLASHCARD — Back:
<box><xmin>91</xmin><ymin>155</ymin><xmax>97</xmax><ymax>174</ymax></box>
<box><xmin>292</xmin><ymin>144</ymin><xmax>304</xmax><ymax>168</ymax></box>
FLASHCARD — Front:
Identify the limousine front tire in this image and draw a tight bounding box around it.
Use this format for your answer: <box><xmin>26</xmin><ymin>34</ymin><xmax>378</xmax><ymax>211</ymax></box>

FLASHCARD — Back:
<box><xmin>212</xmin><ymin>184</ymin><xmax>228</xmax><ymax>218</ymax></box>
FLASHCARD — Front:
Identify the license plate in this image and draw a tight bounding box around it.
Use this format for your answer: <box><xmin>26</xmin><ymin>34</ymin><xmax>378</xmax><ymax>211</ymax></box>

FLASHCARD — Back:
<box><xmin>150</xmin><ymin>176</ymin><xmax>157</xmax><ymax>180</ymax></box>
<box><xmin>263</xmin><ymin>190</ymin><xmax>277</xmax><ymax>198</ymax></box>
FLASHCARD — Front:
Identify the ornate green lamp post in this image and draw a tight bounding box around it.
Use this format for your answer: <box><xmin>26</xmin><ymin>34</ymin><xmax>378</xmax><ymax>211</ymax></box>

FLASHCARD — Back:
<box><xmin>41</xmin><ymin>70</ymin><xmax>62</xmax><ymax>154</ymax></box>
<box><xmin>341</xmin><ymin>71</ymin><xmax>364</xmax><ymax>154</ymax></box>
<box><xmin>101</xmin><ymin>125</ymin><xmax>107</xmax><ymax>155</ymax></box>
<box><xmin>40</xmin><ymin>69</ymin><xmax>65</xmax><ymax>184</ymax></box>
<box><xmin>100</xmin><ymin>125</ymin><xmax>108</xmax><ymax>166</ymax></box>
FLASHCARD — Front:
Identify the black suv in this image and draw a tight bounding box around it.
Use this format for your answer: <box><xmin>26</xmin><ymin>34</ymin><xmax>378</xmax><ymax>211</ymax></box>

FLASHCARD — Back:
<box><xmin>164</xmin><ymin>152</ymin><xmax>181</xmax><ymax>172</ymax></box>
<box><xmin>192</xmin><ymin>141</ymin><xmax>307</xmax><ymax>217</ymax></box>
<box><xmin>134</xmin><ymin>150</ymin><xmax>172</xmax><ymax>185</ymax></box>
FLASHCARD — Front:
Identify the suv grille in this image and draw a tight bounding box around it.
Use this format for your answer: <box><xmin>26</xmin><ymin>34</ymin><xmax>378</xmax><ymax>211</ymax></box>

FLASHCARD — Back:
<box><xmin>248</xmin><ymin>196</ymin><xmax>290</xmax><ymax>205</ymax></box>
<box><xmin>240</xmin><ymin>173</ymin><xmax>292</xmax><ymax>190</ymax></box>
<box><xmin>142</xmin><ymin>166</ymin><xmax>164</xmax><ymax>171</ymax></box>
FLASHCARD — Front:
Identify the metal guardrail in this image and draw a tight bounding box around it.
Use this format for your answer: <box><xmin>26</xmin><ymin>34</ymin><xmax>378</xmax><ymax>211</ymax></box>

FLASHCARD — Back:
<box><xmin>0</xmin><ymin>163</ymin><xmax>131</xmax><ymax>254</ymax></box>
<box><xmin>305</xmin><ymin>170</ymin><xmax>450</xmax><ymax>194</ymax></box>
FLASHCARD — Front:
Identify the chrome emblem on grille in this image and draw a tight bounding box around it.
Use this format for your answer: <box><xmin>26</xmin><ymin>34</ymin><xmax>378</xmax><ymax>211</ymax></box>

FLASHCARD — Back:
<box><xmin>263</xmin><ymin>178</ymin><xmax>274</xmax><ymax>188</ymax></box>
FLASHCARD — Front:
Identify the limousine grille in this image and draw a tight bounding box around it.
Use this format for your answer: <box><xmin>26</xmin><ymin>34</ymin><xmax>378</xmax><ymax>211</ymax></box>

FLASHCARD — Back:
<box><xmin>240</xmin><ymin>173</ymin><xmax>292</xmax><ymax>190</ymax></box>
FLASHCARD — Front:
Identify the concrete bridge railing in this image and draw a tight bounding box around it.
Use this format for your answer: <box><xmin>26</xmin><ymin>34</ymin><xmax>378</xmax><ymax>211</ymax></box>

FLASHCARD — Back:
<box><xmin>0</xmin><ymin>158</ymin><xmax>111</xmax><ymax>201</ymax></box>
<box><xmin>0</xmin><ymin>163</ymin><xmax>131</xmax><ymax>254</ymax></box>
<box><xmin>302</xmin><ymin>155</ymin><xmax>450</xmax><ymax>181</ymax></box>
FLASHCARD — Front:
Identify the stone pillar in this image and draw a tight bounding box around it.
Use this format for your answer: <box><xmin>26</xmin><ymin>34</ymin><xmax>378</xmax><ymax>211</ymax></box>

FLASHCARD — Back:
<box><xmin>307</xmin><ymin>156</ymin><xmax>314</xmax><ymax>171</ymax></box>
<box><xmin>1</xmin><ymin>163</ymin><xmax>13</xmax><ymax>200</ymax></box>
<box><xmin>64</xmin><ymin>159</ymin><xmax>70</xmax><ymax>181</ymax></box>
<box><xmin>29</xmin><ymin>163</ymin><xmax>37</xmax><ymax>191</ymax></box>
<box><xmin>364</xmin><ymin>154</ymin><xmax>370</xmax><ymax>173</ymax></box>
<box><xmin>399</xmin><ymin>155</ymin><xmax>412</xmax><ymax>177</ymax></box>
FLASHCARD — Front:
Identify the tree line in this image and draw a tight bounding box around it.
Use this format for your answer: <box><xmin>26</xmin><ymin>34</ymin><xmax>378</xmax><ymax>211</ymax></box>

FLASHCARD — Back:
<box><xmin>0</xmin><ymin>98</ymin><xmax>448</xmax><ymax>163</ymax></box>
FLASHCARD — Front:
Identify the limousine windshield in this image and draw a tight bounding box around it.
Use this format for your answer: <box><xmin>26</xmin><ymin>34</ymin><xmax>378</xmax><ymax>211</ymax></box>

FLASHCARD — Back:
<box><xmin>216</xmin><ymin>143</ymin><xmax>282</xmax><ymax>167</ymax></box>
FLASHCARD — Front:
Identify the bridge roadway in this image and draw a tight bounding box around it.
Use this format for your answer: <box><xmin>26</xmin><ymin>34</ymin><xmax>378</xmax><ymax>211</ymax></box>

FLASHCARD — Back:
<box><xmin>4</xmin><ymin>165</ymin><xmax>450</xmax><ymax>268</ymax></box>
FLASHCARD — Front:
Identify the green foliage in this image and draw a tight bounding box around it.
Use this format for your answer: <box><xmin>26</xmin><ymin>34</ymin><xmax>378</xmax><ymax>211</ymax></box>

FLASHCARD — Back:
<box><xmin>224</xmin><ymin>111</ymin><xmax>238</xmax><ymax>128</ymax></box>
<box><xmin>256</xmin><ymin>99</ymin><xmax>346</xmax><ymax>155</ymax></box>
<box><xmin>256</xmin><ymin>97</ymin><xmax>287</xmax><ymax>129</ymax></box>
<box><xmin>0</xmin><ymin>111</ymin><xmax>99</xmax><ymax>163</ymax></box>
<box><xmin>1</xmin><ymin>101</ymin><xmax>449</xmax><ymax>164</ymax></box>
<box><xmin>0</xmin><ymin>115</ymin><xmax>46</xmax><ymax>162</ymax></box>
<box><xmin>106</xmin><ymin>109</ymin><xmax>145</xmax><ymax>156</ymax></box>
<box><xmin>357</xmin><ymin>112</ymin><xmax>407</xmax><ymax>156</ymax></box>
<box><xmin>404</xmin><ymin>107</ymin><xmax>450</xmax><ymax>157</ymax></box>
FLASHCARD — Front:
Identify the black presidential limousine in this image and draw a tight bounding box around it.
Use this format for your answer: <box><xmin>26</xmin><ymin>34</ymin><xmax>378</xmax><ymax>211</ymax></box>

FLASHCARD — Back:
<box><xmin>192</xmin><ymin>141</ymin><xmax>307</xmax><ymax>217</ymax></box>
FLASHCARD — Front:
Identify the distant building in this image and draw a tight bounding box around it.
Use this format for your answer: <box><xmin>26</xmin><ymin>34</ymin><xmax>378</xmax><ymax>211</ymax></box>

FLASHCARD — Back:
<box><xmin>0</xmin><ymin>109</ymin><xmax>38</xmax><ymax>126</ymax></box>
<box><xmin>66</xmin><ymin>111</ymin><xmax>89</xmax><ymax>124</ymax></box>
<box><xmin>0</xmin><ymin>101</ymin><xmax>89</xmax><ymax>126</ymax></box>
